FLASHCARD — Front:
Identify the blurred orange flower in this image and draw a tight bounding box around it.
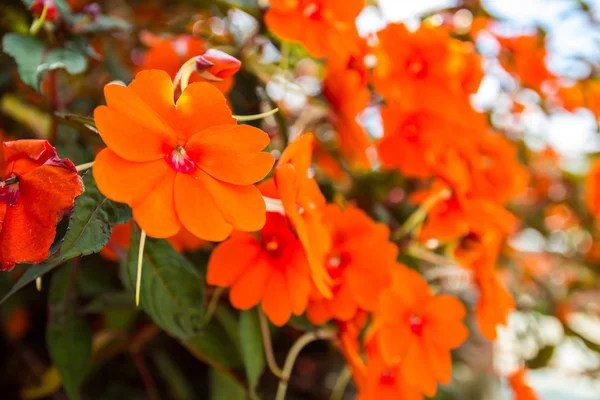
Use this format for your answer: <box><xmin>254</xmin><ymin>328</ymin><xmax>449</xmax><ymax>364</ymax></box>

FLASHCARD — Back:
<box><xmin>0</xmin><ymin>140</ymin><xmax>83</xmax><ymax>270</ymax></box>
<box><xmin>586</xmin><ymin>158</ymin><xmax>600</xmax><ymax>216</ymax></box>
<box><xmin>265</xmin><ymin>0</ymin><xmax>365</xmax><ymax>59</ymax></box>
<box><xmin>370</xmin><ymin>267</ymin><xmax>468</xmax><ymax>397</ymax></box>
<box><xmin>307</xmin><ymin>205</ymin><xmax>396</xmax><ymax>324</ymax></box>
<box><xmin>261</xmin><ymin>134</ymin><xmax>333</xmax><ymax>298</ymax></box>
<box><xmin>207</xmin><ymin>213</ymin><xmax>311</xmax><ymax>326</ymax></box>
<box><xmin>454</xmin><ymin>231</ymin><xmax>515</xmax><ymax>340</ymax></box>
<box><xmin>497</xmin><ymin>34</ymin><xmax>555</xmax><ymax>92</ymax></box>
<box><xmin>93</xmin><ymin>70</ymin><xmax>274</xmax><ymax>241</ymax></box>
<box><xmin>508</xmin><ymin>367</ymin><xmax>539</xmax><ymax>400</ymax></box>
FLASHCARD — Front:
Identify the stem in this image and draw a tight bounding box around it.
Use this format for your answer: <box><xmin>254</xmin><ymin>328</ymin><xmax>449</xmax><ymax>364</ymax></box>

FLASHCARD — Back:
<box><xmin>275</xmin><ymin>329</ymin><xmax>336</xmax><ymax>400</ymax></box>
<box><xmin>202</xmin><ymin>287</ymin><xmax>224</xmax><ymax>326</ymax></box>
<box><xmin>75</xmin><ymin>161</ymin><xmax>94</xmax><ymax>172</ymax></box>
<box><xmin>330</xmin><ymin>366</ymin><xmax>351</xmax><ymax>400</ymax></box>
<box><xmin>29</xmin><ymin>3</ymin><xmax>48</xmax><ymax>35</ymax></box>
<box><xmin>395</xmin><ymin>188</ymin><xmax>451</xmax><ymax>239</ymax></box>
<box><xmin>258</xmin><ymin>308</ymin><xmax>283</xmax><ymax>379</ymax></box>
<box><xmin>131</xmin><ymin>352</ymin><xmax>160</xmax><ymax>400</ymax></box>
<box><xmin>35</xmin><ymin>277</ymin><xmax>42</xmax><ymax>292</ymax></box>
<box><xmin>136</xmin><ymin>230</ymin><xmax>147</xmax><ymax>307</ymax></box>
<box><xmin>173</xmin><ymin>58</ymin><xmax>197</xmax><ymax>92</ymax></box>
<box><xmin>234</xmin><ymin>107</ymin><xmax>279</xmax><ymax>122</ymax></box>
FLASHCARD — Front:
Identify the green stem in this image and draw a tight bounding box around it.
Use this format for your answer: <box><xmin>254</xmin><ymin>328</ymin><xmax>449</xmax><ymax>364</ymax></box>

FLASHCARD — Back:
<box><xmin>329</xmin><ymin>366</ymin><xmax>351</xmax><ymax>400</ymax></box>
<box><xmin>275</xmin><ymin>329</ymin><xmax>336</xmax><ymax>400</ymax></box>
<box><xmin>258</xmin><ymin>308</ymin><xmax>283</xmax><ymax>379</ymax></box>
<box><xmin>234</xmin><ymin>108</ymin><xmax>279</xmax><ymax>122</ymax></box>
<box><xmin>395</xmin><ymin>188</ymin><xmax>451</xmax><ymax>240</ymax></box>
<box><xmin>202</xmin><ymin>287</ymin><xmax>224</xmax><ymax>326</ymax></box>
<box><xmin>29</xmin><ymin>3</ymin><xmax>48</xmax><ymax>36</ymax></box>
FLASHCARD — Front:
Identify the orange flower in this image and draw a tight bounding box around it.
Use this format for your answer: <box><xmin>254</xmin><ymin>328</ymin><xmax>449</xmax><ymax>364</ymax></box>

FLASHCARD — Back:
<box><xmin>261</xmin><ymin>133</ymin><xmax>333</xmax><ymax>297</ymax></box>
<box><xmin>497</xmin><ymin>34</ymin><xmax>555</xmax><ymax>92</ymax></box>
<box><xmin>340</xmin><ymin>321</ymin><xmax>423</xmax><ymax>400</ymax></box>
<box><xmin>374</xmin><ymin>23</ymin><xmax>474</xmax><ymax>104</ymax></box>
<box><xmin>100</xmin><ymin>221</ymin><xmax>209</xmax><ymax>261</ymax></box>
<box><xmin>207</xmin><ymin>213</ymin><xmax>311</xmax><ymax>326</ymax></box>
<box><xmin>138</xmin><ymin>35</ymin><xmax>234</xmax><ymax>93</ymax></box>
<box><xmin>93</xmin><ymin>70</ymin><xmax>274</xmax><ymax>241</ymax></box>
<box><xmin>454</xmin><ymin>230</ymin><xmax>515</xmax><ymax>340</ymax></box>
<box><xmin>307</xmin><ymin>204</ymin><xmax>396</xmax><ymax>324</ymax></box>
<box><xmin>508</xmin><ymin>368</ymin><xmax>539</xmax><ymax>400</ymax></box>
<box><xmin>265</xmin><ymin>0</ymin><xmax>365</xmax><ymax>59</ymax></box>
<box><xmin>370</xmin><ymin>267</ymin><xmax>468</xmax><ymax>397</ymax></box>
<box><xmin>586</xmin><ymin>158</ymin><xmax>600</xmax><ymax>216</ymax></box>
<box><xmin>0</xmin><ymin>140</ymin><xmax>83</xmax><ymax>270</ymax></box>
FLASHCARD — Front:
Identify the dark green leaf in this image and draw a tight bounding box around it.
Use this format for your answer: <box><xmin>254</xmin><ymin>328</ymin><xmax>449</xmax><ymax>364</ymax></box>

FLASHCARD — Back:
<box><xmin>239</xmin><ymin>309</ymin><xmax>265</xmax><ymax>394</ymax></box>
<box><xmin>47</xmin><ymin>265</ymin><xmax>92</xmax><ymax>400</ymax></box>
<box><xmin>2</xmin><ymin>33</ymin><xmax>45</xmax><ymax>89</ymax></box>
<box><xmin>0</xmin><ymin>173</ymin><xmax>130</xmax><ymax>304</ymax></box>
<box><xmin>153</xmin><ymin>350</ymin><xmax>195</xmax><ymax>400</ymax></box>
<box><xmin>209</xmin><ymin>369</ymin><xmax>246</xmax><ymax>400</ymax></box>
<box><xmin>82</xmin><ymin>292</ymin><xmax>135</xmax><ymax>314</ymax></box>
<box><xmin>123</xmin><ymin>223</ymin><xmax>205</xmax><ymax>339</ymax></box>
<box><xmin>184</xmin><ymin>323</ymin><xmax>244</xmax><ymax>370</ymax></box>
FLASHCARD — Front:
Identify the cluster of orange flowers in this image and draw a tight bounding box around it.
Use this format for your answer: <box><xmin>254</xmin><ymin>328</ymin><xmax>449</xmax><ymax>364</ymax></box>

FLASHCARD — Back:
<box><xmin>1</xmin><ymin>1</ymin><xmax>547</xmax><ymax>399</ymax></box>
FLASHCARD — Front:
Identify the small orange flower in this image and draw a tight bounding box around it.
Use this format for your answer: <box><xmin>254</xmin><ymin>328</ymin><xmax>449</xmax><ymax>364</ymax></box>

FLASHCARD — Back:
<box><xmin>508</xmin><ymin>368</ymin><xmax>539</xmax><ymax>400</ymax></box>
<box><xmin>265</xmin><ymin>0</ymin><xmax>365</xmax><ymax>59</ymax></box>
<box><xmin>307</xmin><ymin>204</ymin><xmax>396</xmax><ymax>324</ymax></box>
<box><xmin>586</xmin><ymin>158</ymin><xmax>600</xmax><ymax>216</ymax></box>
<box><xmin>454</xmin><ymin>230</ymin><xmax>515</xmax><ymax>340</ymax></box>
<box><xmin>339</xmin><ymin>315</ymin><xmax>423</xmax><ymax>400</ymax></box>
<box><xmin>497</xmin><ymin>34</ymin><xmax>555</xmax><ymax>92</ymax></box>
<box><xmin>207</xmin><ymin>213</ymin><xmax>311</xmax><ymax>326</ymax></box>
<box><xmin>261</xmin><ymin>133</ymin><xmax>333</xmax><ymax>298</ymax></box>
<box><xmin>93</xmin><ymin>70</ymin><xmax>274</xmax><ymax>241</ymax></box>
<box><xmin>0</xmin><ymin>140</ymin><xmax>83</xmax><ymax>270</ymax></box>
<box><xmin>100</xmin><ymin>221</ymin><xmax>209</xmax><ymax>261</ymax></box>
<box><xmin>370</xmin><ymin>267</ymin><xmax>468</xmax><ymax>397</ymax></box>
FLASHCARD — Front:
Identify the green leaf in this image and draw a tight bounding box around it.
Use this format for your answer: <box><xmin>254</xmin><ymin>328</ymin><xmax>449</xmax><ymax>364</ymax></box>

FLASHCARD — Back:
<box><xmin>2</xmin><ymin>33</ymin><xmax>45</xmax><ymax>89</ymax></box>
<box><xmin>209</xmin><ymin>369</ymin><xmax>246</xmax><ymax>400</ymax></box>
<box><xmin>47</xmin><ymin>265</ymin><xmax>92</xmax><ymax>400</ymax></box>
<box><xmin>36</xmin><ymin>48</ymin><xmax>87</xmax><ymax>86</ymax></box>
<box><xmin>57</xmin><ymin>172</ymin><xmax>131</xmax><ymax>261</ymax></box>
<box><xmin>73</xmin><ymin>15</ymin><xmax>131</xmax><ymax>33</ymax></box>
<box><xmin>0</xmin><ymin>173</ymin><xmax>131</xmax><ymax>304</ymax></box>
<box><xmin>239</xmin><ymin>309</ymin><xmax>265</xmax><ymax>395</ymax></box>
<box><xmin>184</xmin><ymin>324</ymin><xmax>244</xmax><ymax>371</ymax></box>
<box><xmin>123</xmin><ymin>223</ymin><xmax>205</xmax><ymax>339</ymax></box>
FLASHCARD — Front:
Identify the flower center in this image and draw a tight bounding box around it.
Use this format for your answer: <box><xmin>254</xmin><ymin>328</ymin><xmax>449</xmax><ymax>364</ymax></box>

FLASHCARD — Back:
<box><xmin>302</xmin><ymin>1</ymin><xmax>322</xmax><ymax>20</ymax></box>
<box><xmin>407</xmin><ymin>57</ymin><xmax>427</xmax><ymax>79</ymax></box>
<box><xmin>0</xmin><ymin>177</ymin><xmax>20</xmax><ymax>206</ymax></box>
<box><xmin>408</xmin><ymin>314</ymin><xmax>424</xmax><ymax>336</ymax></box>
<box><xmin>166</xmin><ymin>146</ymin><xmax>195</xmax><ymax>173</ymax></box>
<box><xmin>379</xmin><ymin>370</ymin><xmax>396</xmax><ymax>386</ymax></box>
<box><xmin>326</xmin><ymin>252</ymin><xmax>348</xmax><ymax>284</ymax></box>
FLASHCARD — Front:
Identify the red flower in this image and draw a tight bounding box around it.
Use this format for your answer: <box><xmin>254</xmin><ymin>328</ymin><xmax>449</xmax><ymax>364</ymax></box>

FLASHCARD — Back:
<box><xmin>0</xmin><ymin>140</ymin><xmax>83</xmax><ymax>270</ymax></box>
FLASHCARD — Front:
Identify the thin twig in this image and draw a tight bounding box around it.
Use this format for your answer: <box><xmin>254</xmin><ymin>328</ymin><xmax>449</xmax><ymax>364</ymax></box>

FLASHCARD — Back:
<box><xmin>330</xmin><ymin>366</ymin><xmax>352</xmax><ymax>400</ymax></box>
<box><xmin>202</xmin><ymin>287</ymin><xmax>224</xmax><ymax>326</ymax></box>
<box><xmin>275</xmin><ymin>329</ymin><xmax>336</xmax><ymax>400</ymax></box>
<box><xmin>258</xmin><ymin>308</ymin><xmax>284</xmax><ymax>378</ymax></box>
<box><xmin>131</xmin><ymin>353</ymin><xmax>160</xmax><ymax>400</ymax></box>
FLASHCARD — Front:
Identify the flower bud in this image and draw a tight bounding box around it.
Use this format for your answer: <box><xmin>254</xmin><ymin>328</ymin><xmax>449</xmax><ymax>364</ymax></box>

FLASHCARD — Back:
<box><xmin>195</xmin><ymin>49</ymin><xmax>241</xmax><ymax>81</ymax></box>
<box><xmin>30</xmin><ymin>0</ymin><xmax>57</xmax><ymax>22</ymax></box>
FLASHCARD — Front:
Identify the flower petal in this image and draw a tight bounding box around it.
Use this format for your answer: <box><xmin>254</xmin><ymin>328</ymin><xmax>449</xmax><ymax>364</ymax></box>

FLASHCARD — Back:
<box><xmin>175</xmin><ymin>82</ymin><xmax>235</xmax><ymax>141</ymax></box>
<box><xmin>195</xmin><ymin>169</ymin><xmax>266</xmax><ymax>233</ymax></box>
<box><xmin>230</xmin><ymin>256</ymin><xmax>271</xmax><ymax>310</ymax></box>
<box><xmin>423</xmin><ymin>295</ymin><xmax>466</xmax><ymax>322</ymax></box>
<box><xmin>186</xmin><ymin>125</ymin><xmax>274</xmax><ymax>185</ymax></box>
<box><xmin>262</xmin><ymin>270</ymin><xmax>293</xmax><ymax>326</ymax></box>
<box><xmin>95</xmin><ymin>106</ymin><xmax>173</xmax><ymax>162</ymax></box>
<box><xmin>132</xmin><ymin>170</ymin><xmax>181</xmax><ymax>238</ymax></box>
<box><xmin>207</xmin><ymin>232</ymin><xmax>262</xmax><ymax>287</ymax></box>
<box><xmin>128</xmin><ymin>69</ymin><xmax>176</xmax><ymax>122</ymax></box>
<box><xmin>174</xmin><ymin>171</ymin><xmax>232</xmax><ymax>241</ymax></box>
<box><xmin>93</xmin><ymin>149</ymin><xmax>171</xmax><ymax>206</ymax></box>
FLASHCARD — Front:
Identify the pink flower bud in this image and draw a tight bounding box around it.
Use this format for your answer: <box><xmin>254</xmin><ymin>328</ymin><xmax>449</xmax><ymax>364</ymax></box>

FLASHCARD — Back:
<box><xmin>196</xmin><ymin>49</ymin><xmax>241</xmax><ymax>81</ymax></box>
